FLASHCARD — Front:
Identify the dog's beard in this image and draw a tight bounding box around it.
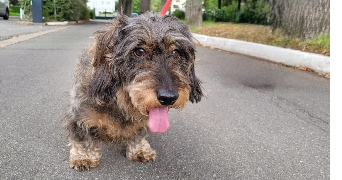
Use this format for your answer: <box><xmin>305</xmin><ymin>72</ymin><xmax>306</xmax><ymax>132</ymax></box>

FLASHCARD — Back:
<box><xmin>126</xmin><ymin>78</ymin><xmax>171</xmax><ymax>133</ymax></box>
<box><xmin>124</xmin><ymin>71</ymin><xmax>191</xmax><ymax>133</ymax></box>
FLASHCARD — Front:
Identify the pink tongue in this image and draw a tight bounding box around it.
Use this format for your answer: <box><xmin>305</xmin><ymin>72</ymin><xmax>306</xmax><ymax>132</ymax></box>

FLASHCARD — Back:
<box><xmin>148</xmin><ymin>107</ymin><xmax>169</xmax><ymax>133</ymax></box>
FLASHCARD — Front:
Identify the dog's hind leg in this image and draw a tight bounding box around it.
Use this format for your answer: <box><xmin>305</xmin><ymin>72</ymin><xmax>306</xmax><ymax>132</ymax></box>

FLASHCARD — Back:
<box><xmin>68</xmin><ymin>137</ymin><xmax>101</xmax><ymax>171</ymax></box>
<box><xmin>126</xmin><ymin>137</ymin><xmax>156</xmax><ymax>162</ymax></box>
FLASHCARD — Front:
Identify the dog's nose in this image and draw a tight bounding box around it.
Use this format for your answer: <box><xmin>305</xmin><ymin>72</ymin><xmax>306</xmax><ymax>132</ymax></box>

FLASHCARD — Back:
<box><xmin>157</xmin><ymin>89</ymin><xmax>179</xmax><ymax>105</ymax></box>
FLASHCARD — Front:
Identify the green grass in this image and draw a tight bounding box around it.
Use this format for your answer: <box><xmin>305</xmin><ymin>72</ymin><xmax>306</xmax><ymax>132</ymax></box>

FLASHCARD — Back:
<box><xmin>300</xmin><ymin>34</ymin><xmax>330</xmax><ymax>50</ymax></box>
<box><xmin>9</xmin><ymin>12</ymin><xmax>20</xmax><ymax>16</ymax></box>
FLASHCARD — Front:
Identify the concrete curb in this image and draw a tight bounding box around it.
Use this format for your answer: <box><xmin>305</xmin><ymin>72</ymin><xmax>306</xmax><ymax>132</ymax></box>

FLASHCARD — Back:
<box><xmin>192</xmin><ymin>33</ymin><xmax>330</xmax><ymax>74</ymax></box>
<box><xmin>45</xmin><ymin>20</ymin><xmax>88</xmax><ymax>26</ymax></box>
<box><xmin>15</xmin><ymin>20</ymin><xmax>89</xmax><ymax>26</ymax></box>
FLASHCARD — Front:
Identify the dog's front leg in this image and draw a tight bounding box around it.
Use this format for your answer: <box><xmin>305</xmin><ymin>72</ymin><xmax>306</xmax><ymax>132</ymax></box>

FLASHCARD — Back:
<box><xmin>68</xmin><ymin>137</ymin><xmax>101</xmax><ymax>171</ymax></box>
<box><xmin>126</xmin><ymin>137</ymin><xmax>156</xmax><ymax>162</ymax></box>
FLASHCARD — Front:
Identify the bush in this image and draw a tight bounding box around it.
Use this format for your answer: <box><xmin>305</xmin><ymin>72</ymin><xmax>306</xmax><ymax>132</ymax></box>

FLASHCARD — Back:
<box><xmin>239</xmin><ymin>0</ymin><xmax>272</xmax><ymax>25</ymax></box>
<box><xmin>172</xmin><ymin>9</ymin><xmax>185</xmax><ymax>20</ymax></box>
<box><xmin>10</xmin><ymin>6</ymin><xmax>20</xmax><ymax>13</ymax></box>
<box><xmin>89</xmin><ymin>9</ymin><xmax>95</xmax><ymax>19</ymax></box>
<box><xmin>203</xmin><ymin>10</ymin><xmax>215</xmax><ymax>21</ymax></box>
<box><xmin>203</xmin><ymin>0</ymin><xmax>271</xmax><ymax>25</ymax></box>
<box><xmin>203</xmin><ymin>4</ymin><xmax>240</xmax><ymax>22</ymax></box>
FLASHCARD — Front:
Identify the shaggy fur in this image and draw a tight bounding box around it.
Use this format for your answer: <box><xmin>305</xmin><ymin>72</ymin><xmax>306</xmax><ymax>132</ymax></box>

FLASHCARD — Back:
<box><xmin>63</xmin><ymin>12</ymin><xmax>203</xmax><ymax>171</ymax></box>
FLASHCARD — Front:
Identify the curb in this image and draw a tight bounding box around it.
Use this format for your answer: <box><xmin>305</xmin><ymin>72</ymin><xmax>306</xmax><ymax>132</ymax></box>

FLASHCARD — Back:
<box><xmin>45</xmin><ymin>20</ymin><xmax>88</xmax><ymax>26</ymax></box>
<box><xmin>192</xmin><ymin>33</ymin><xmax>330</xmax><ymax>74</ymax></box>
<box><xmin>14</xmin><ymin>20</ymin><xmax>89</xmax><ymax>26</ymax></box>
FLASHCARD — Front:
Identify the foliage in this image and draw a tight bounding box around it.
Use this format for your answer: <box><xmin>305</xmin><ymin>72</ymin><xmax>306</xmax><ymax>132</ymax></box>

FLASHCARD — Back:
<box><xmin>19</xmin><ymin>0</ymin><xmax>89</xmax><ymax>21</ymax></box>
<box><xmin>89</xmin><ymin>9</ymin><xmax>95</xmax><ymax>19</ymax></box>
<box><xmin>203</xmin><ymin>0</ymin><xmax>218</xmax><ymax>10</ymax></box>
<box><xmin>239</xmin><ymin>0</ymin><xmax>272</xmax><ymax>25</ymax></box>
<box><xmin>172</xmin><ymin>9</ymin><xmax>185</xmax><ymax>20</ymax></box>
<box><xmin>10</xmin><ymin>6</ymin><xmax>20</xmax><ymax>13</ymax></box>
<box><xmin>10</xmin><ymin>6</ymin><xmax>21</xmax><ymax>16</ymax></box>
<box><xmin>203</xmin><ymin>1</ymin><xmax>240</xmax><ymax>22</ymax></box>
<box><xmin>19</xmin><ymin>0</ymin><xmax>32</xmax><ymax>19</ymax></box>
<box><xmin>10</xmin><ymin>0</ymin><xmax>20</xmax><ymax>6</ymax></box>
<box><xmin>133</xmin><ymin>0</ymin><xmax>140</xmax><ymax>13</ymax></box>
<box><xmin>151</xmin><ymin>0</ymin><xmax>161</xmax><ymax>12</ymax></box>
<box><xmin>202</xmin><ymin>0</ymin><xmax>272</xmax><ymax>25</ymax></box>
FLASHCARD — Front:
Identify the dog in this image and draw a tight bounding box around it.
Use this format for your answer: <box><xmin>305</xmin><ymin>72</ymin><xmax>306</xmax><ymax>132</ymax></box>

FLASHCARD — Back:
<box><xmin>63</xmin><ymin>12</ymin><xmax>203</xmax><ymax>171</ymax></box>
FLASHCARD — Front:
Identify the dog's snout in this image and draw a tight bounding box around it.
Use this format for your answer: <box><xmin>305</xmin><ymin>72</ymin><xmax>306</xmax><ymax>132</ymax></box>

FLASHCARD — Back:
<box><xmin>157</xmin><ymin>89</ymin><xmax>179</xmax><ymax>105</ymax></box>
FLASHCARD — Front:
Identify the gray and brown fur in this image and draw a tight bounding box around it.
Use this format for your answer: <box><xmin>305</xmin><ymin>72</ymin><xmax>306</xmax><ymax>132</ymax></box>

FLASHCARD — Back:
<box><xmin>63</xmin><ymin>12</ymin><xmax>203</xmax><ymax>171</ymax></box>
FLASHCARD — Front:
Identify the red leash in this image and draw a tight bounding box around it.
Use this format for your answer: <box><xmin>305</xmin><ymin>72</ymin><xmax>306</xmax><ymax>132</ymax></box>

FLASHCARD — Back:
<box><xmin>160</xmin><ymin>0</ymin><xmax>173</xmax><ymax>15</ymax></box>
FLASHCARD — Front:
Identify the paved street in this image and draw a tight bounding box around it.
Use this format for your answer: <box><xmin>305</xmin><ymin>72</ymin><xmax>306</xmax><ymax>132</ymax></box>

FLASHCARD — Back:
<box><xmin>0</xmin><ymin>18</ymin><xmax>58</xmax><ymax>41</ymax></box>
<box><xmin>0</xmin><ymin>21</ymin><xmax>330</xmax><ymax>179</ymax></box>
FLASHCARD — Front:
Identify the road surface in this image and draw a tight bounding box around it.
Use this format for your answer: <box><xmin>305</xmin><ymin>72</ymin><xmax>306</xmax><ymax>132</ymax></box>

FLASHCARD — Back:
<box><xmin>0</xmin><ymin>20</ymin><xmax>330</xmax><ymax>179</ymax></box>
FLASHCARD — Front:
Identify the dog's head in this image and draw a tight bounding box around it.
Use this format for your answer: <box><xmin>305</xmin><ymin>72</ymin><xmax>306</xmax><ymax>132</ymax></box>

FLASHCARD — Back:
<box><xmin>89</xmin><ymin>12</ymin><xmax>203</xmax><ymax>132</ymax></box>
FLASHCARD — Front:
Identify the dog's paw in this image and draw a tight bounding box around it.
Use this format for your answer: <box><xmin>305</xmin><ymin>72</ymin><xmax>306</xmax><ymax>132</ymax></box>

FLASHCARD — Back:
<box><xmin>69</xmin><ymin>159</ymin><xmax>99</xmax><ymax>171</ymax></box>
<box><xmin>135</xmin><ymin>149</ymin><xmax>156</xmax><ymax>162</ymax></box>
<box><xmin>126</xmin><ymin>138</ymin><xmax>156</xmax><ymax>162</ymax></box>
<box><xmin>128</xmin><ymin>149</ymin><xmax>156</xmax><ymax>162</ymax></box>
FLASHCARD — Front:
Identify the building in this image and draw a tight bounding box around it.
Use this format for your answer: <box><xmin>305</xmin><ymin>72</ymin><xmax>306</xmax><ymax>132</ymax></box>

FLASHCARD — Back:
<box><xmin>87</xmin><ymin>0</ymin><xmax>116</xmax><ymax>15</ymax></box>
<box><xmin>171</xmin><ymin>0</ymin><xmax>186</xmax><ymax>13</ymax></box>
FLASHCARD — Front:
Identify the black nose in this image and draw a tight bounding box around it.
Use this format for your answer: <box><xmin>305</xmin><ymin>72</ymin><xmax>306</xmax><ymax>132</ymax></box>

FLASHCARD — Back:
<box><xmin>157</xmin><ymin>89</ymin><xmax>179</xmax><ymax>105</ymax></box>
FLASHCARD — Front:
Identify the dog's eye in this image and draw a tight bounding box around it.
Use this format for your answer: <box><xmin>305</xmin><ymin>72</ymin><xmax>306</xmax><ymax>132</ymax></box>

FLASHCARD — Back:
<box><xmin>134</xmin><ymin>48</ymin><xmax>146</xmax><ymax>57</ymax></box>
<box><xmin>172</xmin><ymin>49</ymin><xmax>180</xmax><ymax>59</ymax></box>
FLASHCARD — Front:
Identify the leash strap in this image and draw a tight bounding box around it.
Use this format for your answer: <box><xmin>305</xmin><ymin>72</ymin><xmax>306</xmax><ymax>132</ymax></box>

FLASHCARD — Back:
<box><xmin>160</xmin><ymin>0</ymin><xmax>173</xmax><ymax>15</ymax></box>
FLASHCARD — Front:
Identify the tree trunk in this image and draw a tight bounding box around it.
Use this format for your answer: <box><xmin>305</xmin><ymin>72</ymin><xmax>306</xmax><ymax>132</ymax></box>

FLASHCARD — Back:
<box><xmin>185</xmin><ymin>0</ymin><xmax>202</xmax><ymax>27</ymax></box>
<box><xmin>270</xmin><ymin>0</ymin><xmax>330</xmax><ymax>40</ymax></box>
<box><xmin>218</xmin><ymin>0</ymin><xmax>221</xmax><ymax>9</ymax></box>
<box><xmin>238</xmin><ymin>0</ymin><xmax>241</xmax><ymax>10</ymax></box>
<box><xmin>140</xmin><ymin>0</ymin><xmax>151</xmax><ymax>14</ymax></box>
<box><xmin>118</xmin><ymin>0</ymin><xmax>133</xmax><ymax>17</ymax></box>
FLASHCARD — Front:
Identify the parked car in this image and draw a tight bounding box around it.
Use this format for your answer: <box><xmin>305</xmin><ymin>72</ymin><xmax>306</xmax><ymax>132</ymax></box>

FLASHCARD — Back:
<box><xmin>112</xmin><ymin>12</ymin><xmax>138</xmax><ymax>18</ymax></box>
<box><xmin>131</xmin><ymin>13</ymin><xmax>138</xmax><ymax>18</ymax></box>
<box><xmin>0</xmin><ymin>0</ymin><xmax>9</xmax><ymax>20</ymax></box>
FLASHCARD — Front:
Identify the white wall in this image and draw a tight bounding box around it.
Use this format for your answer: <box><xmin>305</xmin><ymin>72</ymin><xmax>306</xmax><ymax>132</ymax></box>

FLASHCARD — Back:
<box><xmin>87</xmin><ymin>0</ymin><xmax>116</xmax><ymax>13</ymax></box>
<box><xmin>171</xmin><ymin>0</ymin><xmax>186</xmax><ymax>13</ymax></box>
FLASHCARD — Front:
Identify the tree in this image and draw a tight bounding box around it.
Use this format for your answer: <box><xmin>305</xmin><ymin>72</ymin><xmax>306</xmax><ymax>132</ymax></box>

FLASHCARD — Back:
<box><xmin>118</xmin><ymin>0</ymin><xmax>133</xmax><ymax>17</ymax></box>
<box><xmin>269</xmin><ymin>0</ymin><xmax>330</xmax><ymax>40</ymax></box>
<box><xmin>140</xmin><ymin>0</ymin><xmax>150</xmax><ymax>14</ymax></box>
<box><xmin>10</xmin><ymin>0</ymin><xmax>20</xmax><ymax>6</ymax></box>
<box><xmin>185</xmin><ymin>0</ymin><xmax>202</xmax><ymax>27</ymax></box>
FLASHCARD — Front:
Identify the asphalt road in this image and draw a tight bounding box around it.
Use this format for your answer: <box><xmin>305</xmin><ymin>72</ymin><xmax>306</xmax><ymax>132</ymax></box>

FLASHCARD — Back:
<box><xmin>0</xmin><ymin>21</ymin><xmax>330</xmax><ymax>179</ymax></box>
<box><xmin>0</xmin><ymin>18</ymin><xmax>58</xmax><ymax>41</ymax></box>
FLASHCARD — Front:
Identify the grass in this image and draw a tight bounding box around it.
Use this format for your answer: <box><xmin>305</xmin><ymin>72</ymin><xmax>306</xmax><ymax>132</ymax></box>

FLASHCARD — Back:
<box><xmin>188</xmin><ymin>21</ymin><xmax>330</xmax><ymax>56</ymax></box>
<box><xmin>299</xmin><ymin>34</ymin><xmax>330</xmax><ymax>55</ymax></box>
<box><xmin>9</xmin><ymin>12</ymin><xmax>20</xmax><ymax>16</ymax></box>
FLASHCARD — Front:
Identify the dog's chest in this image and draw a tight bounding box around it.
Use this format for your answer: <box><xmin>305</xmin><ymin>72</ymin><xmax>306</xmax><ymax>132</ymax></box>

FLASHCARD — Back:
<box><xmin>83</xmin><ymin>110</ymin><xmax>148</xmax><ymax>143</ymax></box>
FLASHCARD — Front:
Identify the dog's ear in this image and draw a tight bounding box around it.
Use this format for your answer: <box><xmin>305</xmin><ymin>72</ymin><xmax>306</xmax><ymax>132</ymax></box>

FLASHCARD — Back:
<box><xmin>189</xmin><ymin>64</ymin><xmax>203</xmax><ymax>103</ymax></box>
<box><xmin>88</xmin><ymin>17</ymin><xmax>129</xmax><ymax>105</ymax></box>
